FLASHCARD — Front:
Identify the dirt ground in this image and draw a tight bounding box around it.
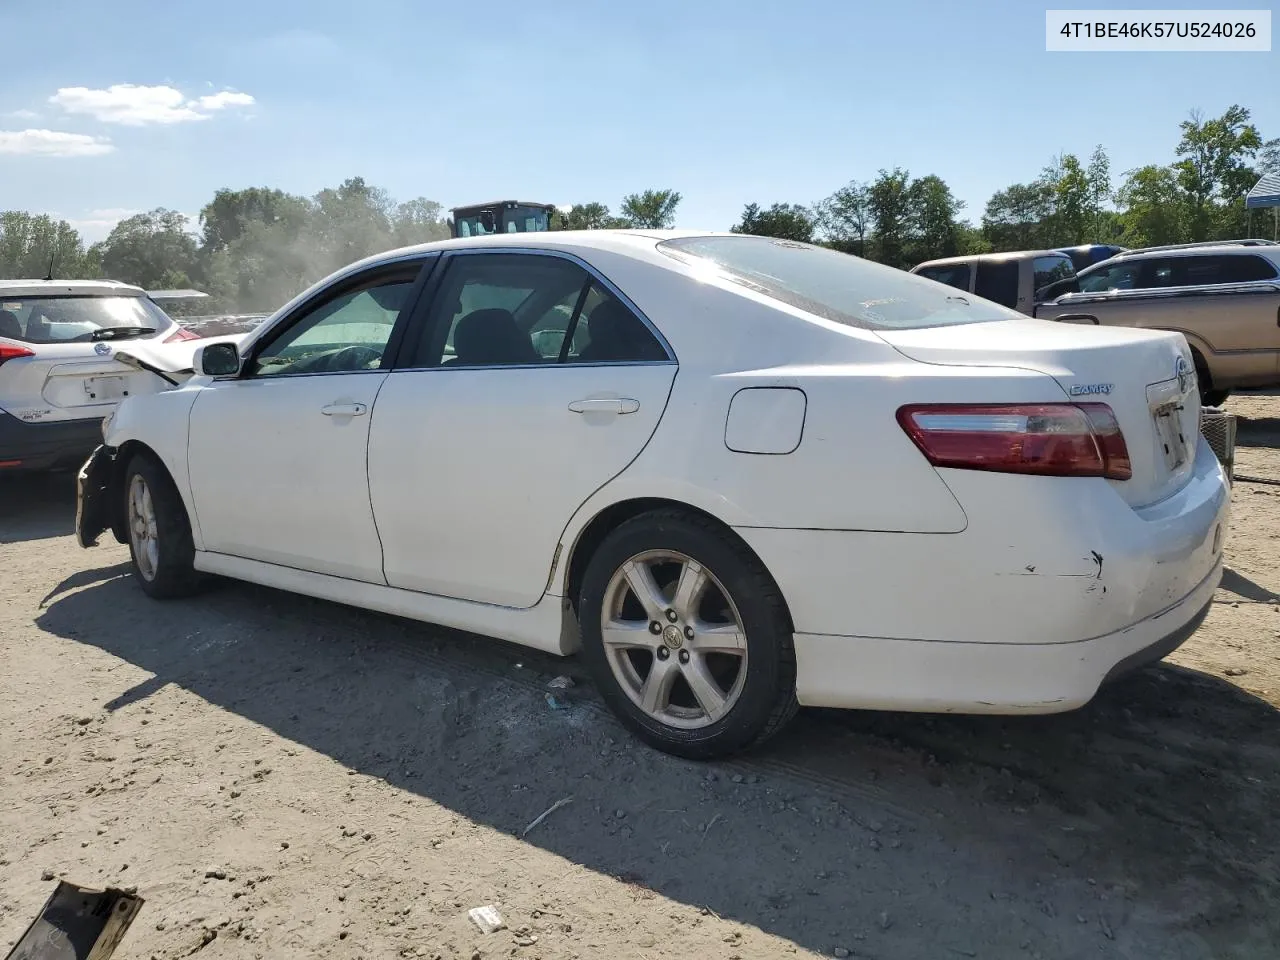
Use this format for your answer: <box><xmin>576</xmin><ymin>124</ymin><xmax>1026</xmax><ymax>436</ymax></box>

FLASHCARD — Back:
<box><xmin>2</xmin><ymin>396</ymin><xmax>1279</xmax><ymax>960</ymax></box>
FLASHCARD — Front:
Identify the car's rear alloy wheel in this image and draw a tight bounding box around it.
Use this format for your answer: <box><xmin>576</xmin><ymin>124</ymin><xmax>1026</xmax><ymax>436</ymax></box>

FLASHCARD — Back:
<box><xmin>602</xmin><ymin>549</ymin><xmax>749</xmax><ymax>729</ymax></box>
<box><xmin>579</xmin><ymin>510</ymin><xmax>798</xmax><ymax>759</ymax></box>
<box><xmin>123</xmin><ymin>453</ymin><xmax>202</xmax><ymax>600</ymax></box>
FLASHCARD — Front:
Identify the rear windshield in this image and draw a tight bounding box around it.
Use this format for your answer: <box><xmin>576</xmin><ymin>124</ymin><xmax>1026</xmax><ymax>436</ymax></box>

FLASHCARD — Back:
<box><xmin>656</xmin><ymin>236</ymin><xmax>1017</xmax><ymax>330</ymax></box>
<box><xmin>0</xmin><ymin>295</ymin><xmax>174</xmax><ymax>344</ymax></box>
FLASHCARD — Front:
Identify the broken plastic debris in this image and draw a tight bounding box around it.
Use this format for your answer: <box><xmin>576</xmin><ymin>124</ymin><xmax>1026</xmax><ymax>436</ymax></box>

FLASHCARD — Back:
<box><xmin>544</xmin><ymin>693</ymin><xmax>569</xmax><ymax>711</ymax></box>
<box><xmin>546</xmin><ymin>675</ymin><xmax>575</xmax><ymax>691</ymax></box>
<box><xmin>467</xmin><ymin>904</ymin><xmax>506</xmax><ymax>935</ymax></box>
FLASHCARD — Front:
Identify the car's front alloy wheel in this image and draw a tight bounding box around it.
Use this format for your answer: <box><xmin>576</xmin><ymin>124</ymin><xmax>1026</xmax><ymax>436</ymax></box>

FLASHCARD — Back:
<box><xmin>123</xmin><ymin>452</ymin><xmax>202</xmax><ymax>600</ymax></box>
<box><xmin>127</xmin><ymin>472</ymin><xmax>160</xmax><ymax>583</ymax></box>
<box><xmin>579</xmin><ymin>510</ymin><xmax>798</xmax><ymax>759</ymax></box>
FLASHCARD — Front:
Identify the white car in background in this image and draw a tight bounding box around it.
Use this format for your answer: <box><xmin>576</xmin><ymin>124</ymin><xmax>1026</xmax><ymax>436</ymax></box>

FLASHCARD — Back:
<box><xmin>76</xmin><ymin>231</ymin><xmax>1230</xmax><ymax>759</ymax></box>
<box><xmin>0</xmin><ymin>279</ymin><xmax>207</xmax><ymax>473</ymax></box>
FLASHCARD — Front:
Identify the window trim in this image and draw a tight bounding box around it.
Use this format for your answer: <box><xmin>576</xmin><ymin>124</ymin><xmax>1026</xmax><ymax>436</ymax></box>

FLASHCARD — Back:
<box><xmin>235</xmin><ymin>254</ymin><xmax>439</xmax><ymax>381</ymax></box>
<box><xmin>389</xmin><ymin>247</ymin><xmax>677</xmax><ymax>372</ymax></box>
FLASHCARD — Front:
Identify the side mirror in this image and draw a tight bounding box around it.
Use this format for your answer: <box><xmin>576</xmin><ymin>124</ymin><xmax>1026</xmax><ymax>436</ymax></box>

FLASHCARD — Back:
<box><xmin>197</xmin><ymin>341</ymin><xmax>241</xmax><ymax>377</ymax></box>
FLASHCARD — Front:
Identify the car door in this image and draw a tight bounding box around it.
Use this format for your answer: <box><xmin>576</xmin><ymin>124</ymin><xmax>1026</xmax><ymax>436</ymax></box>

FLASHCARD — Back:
<box><xmin>187</xmin><ymin>257</ymin><xmax>434</xmax><ymax>582</ymax></box>
<box><xmin>367</xmin><ymin>249</ymin><xmax>678</xmax><ymax>608</ymax></box>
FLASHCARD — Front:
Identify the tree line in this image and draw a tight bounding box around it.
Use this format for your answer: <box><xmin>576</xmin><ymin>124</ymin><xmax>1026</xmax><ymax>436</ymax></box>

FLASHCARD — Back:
<box><xmin>1</xmin><ymin>104</ymin><xmax>1275</xmax><ymax>314</ymax></box>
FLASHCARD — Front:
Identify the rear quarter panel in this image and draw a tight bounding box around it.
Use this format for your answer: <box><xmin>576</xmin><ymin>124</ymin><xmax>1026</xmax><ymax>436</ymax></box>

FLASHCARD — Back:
<box><xmin>550</xmin><ymin>254</ymin><xmax>1078</xmax><ymax>593</ymax></box>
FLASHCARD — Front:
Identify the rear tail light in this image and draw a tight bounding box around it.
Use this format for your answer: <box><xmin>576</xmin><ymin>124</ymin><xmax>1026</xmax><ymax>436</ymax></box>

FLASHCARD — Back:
<box><xmin>164</xmin><ymin>327</ymin><xmax>201</xmax><ymax>343</ymax></box>
<box><xmin>0</xmin><ymin>343</ymin><xmax>35</xmax><ymax>367</ymax></box>
<box><xmin>897</xmin><ymin>403</ymin><xmax>1132</xmax><ymax>481</ymax></box>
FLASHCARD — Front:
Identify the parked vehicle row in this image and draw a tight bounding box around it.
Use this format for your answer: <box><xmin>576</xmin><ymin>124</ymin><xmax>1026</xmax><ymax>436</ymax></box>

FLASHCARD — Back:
<box><xmin>913</xmin><ymin>241</ymin><xmax>1280</xmax><ymax>406</ymax></box>
<box><xmin>0</xmin><ymin>280</ymin><xmax>220</xmax><ymax>473</ymax></box>
<box><xmin>76</xmin><ymin>231</ymin><xmax>1229</xmax><ymax>759</ymax></box>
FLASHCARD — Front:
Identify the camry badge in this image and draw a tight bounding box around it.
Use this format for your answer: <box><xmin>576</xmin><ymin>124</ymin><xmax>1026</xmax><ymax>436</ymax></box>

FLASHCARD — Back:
<box><xmin>1068</xmin><ymin>383</ymin><xmax>1113</xmax><ymax>396</ymax></box>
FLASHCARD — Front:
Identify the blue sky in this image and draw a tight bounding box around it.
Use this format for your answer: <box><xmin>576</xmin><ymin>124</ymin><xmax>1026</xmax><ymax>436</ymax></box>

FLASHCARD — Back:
<box><xmin>0</xmin><ymin>0</ymin><xmax>1276</xmax><ymax>242</ymax></box>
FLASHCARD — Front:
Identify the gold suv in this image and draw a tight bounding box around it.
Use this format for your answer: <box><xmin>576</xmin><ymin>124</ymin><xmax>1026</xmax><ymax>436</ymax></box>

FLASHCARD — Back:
<box><xmin>1034</xmin><ymin>242</ymin><xmax>1280</xmax><ymax>405</ymax></box>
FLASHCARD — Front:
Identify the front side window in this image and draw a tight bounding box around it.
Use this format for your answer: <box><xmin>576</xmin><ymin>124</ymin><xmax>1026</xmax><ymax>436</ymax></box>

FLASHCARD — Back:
<box><xmin>1078</xmin><ymin>260</ymin><xmax>1144</xmax><ymax>293</ymax></box>
<box><xmin>248</xmin><ymin>276</ymin><xmax>415</xmax><ymax>377</ymax></box>
<box><xmin>915</xmin><ymin>264</ymin><xmax>972</xmax><ymax>292</ymax></box>
<box><xmin>0</xmin><ymin>295</ymin><xmax>175</xmax><ymax>344</ymax></box>
<box><xmin>414</xmin><ymin>253</ymin><xmax>667</xmax><ymax>367</ymax></box>
<box><xmin>1033</xmin><ymin>255</ymin><xmax>1076</xmax><ymax>300</ymax></box>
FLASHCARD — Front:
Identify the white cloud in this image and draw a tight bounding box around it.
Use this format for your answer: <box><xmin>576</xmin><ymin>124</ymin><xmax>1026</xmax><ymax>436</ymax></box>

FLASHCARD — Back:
<box><xmin>7</xmin><ymin>108</ymin><xmax>39</xmax><ymax>120</ymax></box>
<box><xmin>63</xmin><ymin>208</ymin><xmax>139</xmax><ymax>243</ymax></box>
<box><xmin>0</xmin><ymin>129</ymin><xmax>114</xmax><ymax>157</ymax></box>
<box><xmin>50</xmin><ymin>83</ymin><xmax>255</xmax><ymax>126</ymax></box>
<box><xmin>194</xmin><ymin>91</ymin><xmax>255</xmax><ymax>111</ymax></box>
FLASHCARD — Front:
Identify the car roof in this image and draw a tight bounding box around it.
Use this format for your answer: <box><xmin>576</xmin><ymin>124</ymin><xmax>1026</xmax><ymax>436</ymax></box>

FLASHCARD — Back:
<box><xmin>0</xmin><ymin>278</ymin><xmax>147</xmax><ymax>298</ymax></box>
<box><xmin>330</xmin><ymin>229</ymin><xmax>724</xmax><ymax>274</ymax></box>
<box><xmin>1108</xmin><ymin>244</ymin><xmax>1279</xmax><ymax>261</ymax></box>
<box><xmin>914</xmin><ymin>249</ymin><xmax>1070</xmax><ymax>269</ymax></box>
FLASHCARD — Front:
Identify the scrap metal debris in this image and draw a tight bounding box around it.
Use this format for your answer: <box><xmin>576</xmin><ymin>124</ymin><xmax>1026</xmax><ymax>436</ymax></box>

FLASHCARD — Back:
<box><xmin>5</xmin><ymin>880</ymin><xmax>144</xmax><ymax>960</ymax></box>
<box><xmin>467</xmin><ymin>904</ymin><xmax>506</xmax><ymax>935</ymax></box>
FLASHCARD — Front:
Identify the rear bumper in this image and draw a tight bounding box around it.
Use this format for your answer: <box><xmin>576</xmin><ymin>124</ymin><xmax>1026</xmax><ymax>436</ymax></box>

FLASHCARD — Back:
<box><xmin>0</xmin><ymin>411</ymin><xmax>104</xmax><ymax>472</ymax></box>
<box><xmin>792</xmin><ymin>557</ymin><xmax>1220</xmax><ymax>713</ymax></box>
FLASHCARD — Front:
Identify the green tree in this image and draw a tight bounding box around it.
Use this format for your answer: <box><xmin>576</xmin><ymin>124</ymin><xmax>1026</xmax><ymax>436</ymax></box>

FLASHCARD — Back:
<box><xmin>95</xmin><ymin>209</ymin><xmax>199</xmax><ymax>289</ymax></box>
<box><xmin>390</xmin><ymin>198</ymin><xmax>449</xmax><ymax>246</ymax></box>
<box><xmin>1116</xmin><ymin>165</ymin><xmax>1185</xmax><ymax>247</ymax></box>
<box><xmin>731</xmin><ymin>202</ymin><xmax>816</xmax><ymax>242</ymax></box>
<box><xmin>906</xmin><ymin>174</ymin><xmax>964</xmax><ymax>262</ymax></box>
<box><xmin>0</xmin><ymin>212</ymin><xmax>88</xmax><ymax>279</ymax></box>
<box><xmin>1085</xmin><ymin>145</ymin><xmax>1113</xmax><ymax>242</ymax></box>
<box><xmin>1259</xmin><ymin>138</ymin><xmax>1280</xmax><ymax>177</ymax></box>
<box><xmin>815</xmin><ymin>181</ymin><xmax>869</xmax><ymax>255</ymax></box>
<box><xmin>554</xmin><ymin>202</ymin><xmax>625</xmax><ymax>230</ymax></box>
<box><xmin>1174</xmin><ymin>104</ymin><xmax>1262</xmax><ymax>240</ymax></box>
<box><xmin>1048</xmin><ymin>154</ymin><xmax>1090</xmax><ymax>246</ymax></box>
<box><xmin>866</xmin><ymin>168</ymin><xmax>912</xmax><ymax>267</ymax></box>
<box><xmin>619</xmin><ymin>189</ymin><xmax>681</xmax><ymax>229</ymax></box>
<box><xmin>199</xmin><ymin>187</ymin><xmax>311</xmax><ymax>255</ymax></box>
<box><xmin>982</xmin><ymin>180</ymin><xmax>1055</xmax><ymax>251</ymax></box>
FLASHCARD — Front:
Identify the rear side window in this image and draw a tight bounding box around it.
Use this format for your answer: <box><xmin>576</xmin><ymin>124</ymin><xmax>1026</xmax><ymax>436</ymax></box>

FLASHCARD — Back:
<box><xmin>657</xmin><ymin>236</ymin><xmax>1015</xmax><ymax>331</ymax></box>
<box><xmin>974</xmin><ymin>260</ymin><xmax>1019</xmax><ymax>308</ymax></box>
<box><xmin>1177</xmin><ymin>254</ymin><xmax>1278</xmax><ymax>286</ymax></box>
<box><xmin>1033</xmin><ymin>256</ymin><xmax>1076</xmax><ymax>300</ymax></box>
<box><xmin>1222</xmin><ymin>254</ymin><xmax>1278</xmax><ymax>283</ymax></box>
<box><xmin>915</xmin><ymin>264</ymin><xmax>972</xmax><ymax>292</ymax></box>
<box><xmin>412</xmin><ymin>253</ymin><xmax>668</xmax><ymax>367</ymax></box>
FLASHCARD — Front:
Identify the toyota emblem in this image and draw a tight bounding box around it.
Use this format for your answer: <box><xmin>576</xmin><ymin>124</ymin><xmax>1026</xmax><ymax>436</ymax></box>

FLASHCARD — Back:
<box><xmin>94</xmin><ymin>342</ymin><xmax>112</xmax><ymax>356</ymax></box>
<box><xmin>1175</xmin><ymin>356</ymin><xmax>1193</xmax><ymax>395</ymax></box>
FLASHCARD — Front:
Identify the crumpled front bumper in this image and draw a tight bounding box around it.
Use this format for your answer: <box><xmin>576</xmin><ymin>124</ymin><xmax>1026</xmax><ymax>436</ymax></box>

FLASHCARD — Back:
<box><xmin>76</xmin><ymin>444</ymin><xmax>119</xmax><ymax>548</ymax></box>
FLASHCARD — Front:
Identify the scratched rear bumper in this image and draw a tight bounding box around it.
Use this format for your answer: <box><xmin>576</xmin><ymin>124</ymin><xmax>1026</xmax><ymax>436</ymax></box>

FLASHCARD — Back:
<box><xmin>791</xmin><ymin>557</ymin><xmax>1221</xmax><ymax>713</ymax></box>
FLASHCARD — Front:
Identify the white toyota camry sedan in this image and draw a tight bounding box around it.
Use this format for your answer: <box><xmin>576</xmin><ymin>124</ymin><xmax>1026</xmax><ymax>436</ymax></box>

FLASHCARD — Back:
<box><xmin>75</xmin><ymin>230</ymin><xmax>1230</xmax><ymax>759</ymax></box>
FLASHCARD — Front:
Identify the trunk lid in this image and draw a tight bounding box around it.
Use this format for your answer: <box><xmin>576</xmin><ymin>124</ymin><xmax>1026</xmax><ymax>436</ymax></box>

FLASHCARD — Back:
<box><xmin>40</xmin><ymin>357</ymin><xmax>170</xmax><ymax>410</ymax></box>
<box><xmin>877</xmin><ymin>316</ymin><xmax>1201</xmax><ymax>508</ymax></box>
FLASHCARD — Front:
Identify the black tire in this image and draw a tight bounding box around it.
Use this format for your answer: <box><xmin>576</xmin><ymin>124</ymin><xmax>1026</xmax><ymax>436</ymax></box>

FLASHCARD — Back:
<box><xmin>577</xmin><ymin>509</ymin><xmax>798</xmax><ymax>760</ymax></box>
<box><xmin>1191</xmin><ymin>352</ymin><xmax>1229</xmax><ymax>407</ymax></box>
<box><xmin>123</xmin><ymin>452</ymin><xmax>203</xmax><ymax>600</ymax></box>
